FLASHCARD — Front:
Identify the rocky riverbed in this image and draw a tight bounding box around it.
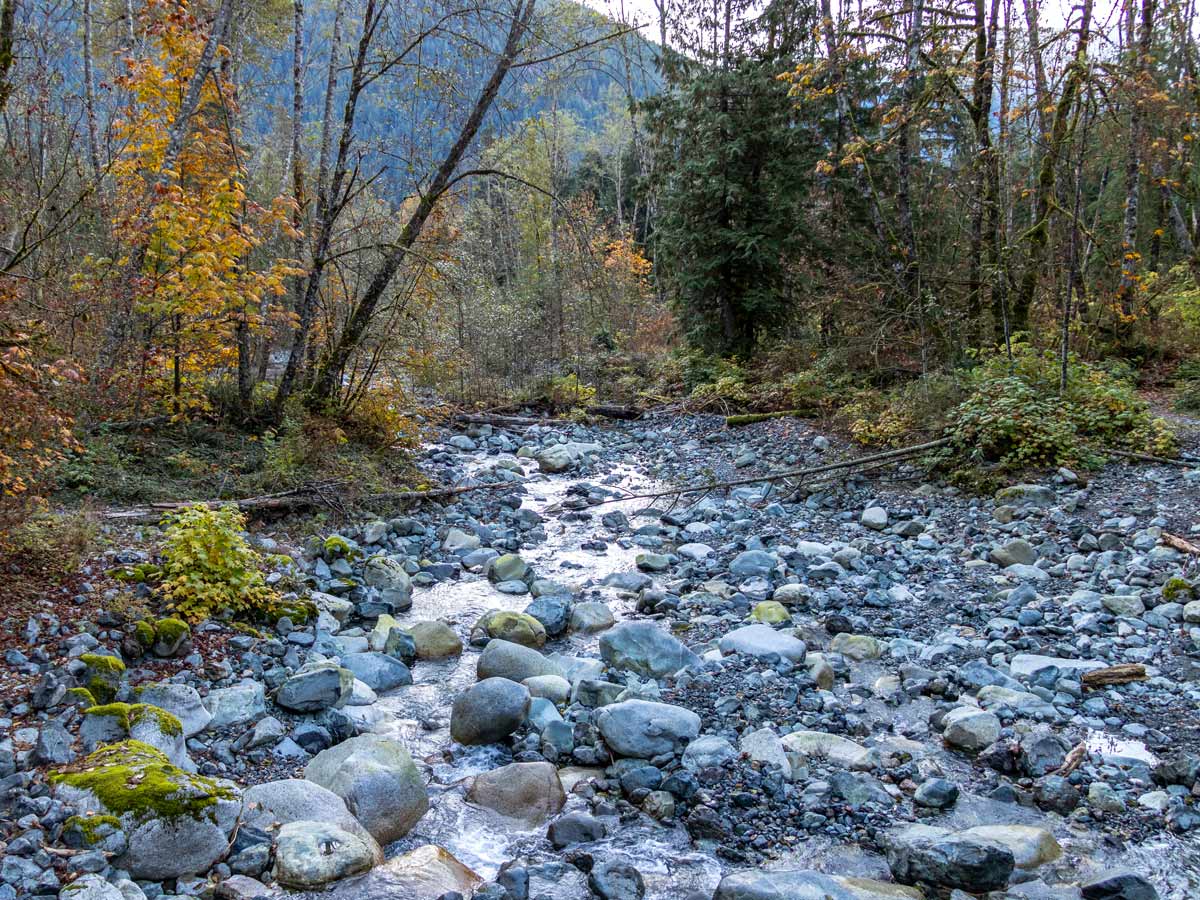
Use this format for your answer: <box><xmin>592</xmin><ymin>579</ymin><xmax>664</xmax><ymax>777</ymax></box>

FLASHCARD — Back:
<box><xmin>4</xmin><ymin>411</ymin><xmax>1200</xmax><ymax>900</ymax></box>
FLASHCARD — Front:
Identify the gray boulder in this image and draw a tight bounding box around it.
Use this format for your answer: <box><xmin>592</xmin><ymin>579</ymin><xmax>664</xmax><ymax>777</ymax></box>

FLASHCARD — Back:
<box><xmin>304</xmin><ymin>735</ymin><xmax>429</xmax><ymax>844</ymax></box>
<box><xmin>467</xmin><ymin>761</ymin><xmax>565</xmax><ymax>824</ymax></box>
<box><xmin>202</xmin><ymin>680</ymin><xmax>266</xmax><ymax>730</ymax></box>
<box><xmin>362</xmin><ymin>556</ymin><xmax>413</xmax><ymax>611</ymax></box>
<box><xmin>450</xmin><ymin>678</ymin><xmax>531</xmax><ymax>745</ymax></box>
<box><xmin>135</xmin><ymin>683</ymin><xmax>211</xmax><ymax>737</ymax></box>
<box><xmin>719</xmin><ymin>624</ymin><xmax>807</xmax><ymax>662</ymax></box>
<box><xmin>276</xmin><ymin>662</ymin><xmax>353</xmax><ymax>712</ymax></box>
<box><xmin>477</xmin><ymin>639</ymin><xmax>564</xmax><ymax>682</ymax></box>
<box><xmin>274</xmin><ymin>821</ymin><xmax>375</xmax><ymax>889</ymax></box>
<box><xmin>595</xmin><ymin>699</ymin><xmax>701</xmax><ymax>758</ymax></box>
<box><xmin>715</xmin><ymin>869</ymin><xmax>923</xmax><ymax>900</ymax></box>
<box><xmin>340</xmin><ymin>652</ymin><xmax>412</xmax><ymax>692</ymax></box>
<box><xmin>886</xmin><ymin>824</ymin><xmax>1015</xmax><ymax>892</ymax></box>
<box><xmin>599</xmin><ymin>622</ymin><xmax>700</xmax><ymax>679</ymax></box>
<box><xmin>242</xmin><ymin>779</ymin><xmax>381</xmax><ymax>859</ymax></box>
<box><xmin>59</xmin><ymin>875</ymin><xmax>125</xmax><ymax>900</ymax></box>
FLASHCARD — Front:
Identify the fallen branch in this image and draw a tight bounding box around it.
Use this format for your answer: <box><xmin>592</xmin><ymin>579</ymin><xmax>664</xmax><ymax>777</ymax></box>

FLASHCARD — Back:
<box><xmin>586</xmin><ymin>404</ymin><xmax>643</xmax><ymax>420</ymax></box>
<box><xmin>454</xmin><ymin>412</ymin><xmax>558</xmax><ymax>428</ymax></box>
<box><xmin>567</xmin><ymin>437</ymin><xmax>951</xmax><ymax>509</ymax></box>
<box><xmin>103</xmin><ymin>478</ymin><xmax>528</xmax><ymax>523</ymax></box>
<box><xmin>1081</xmin><ymin>664</ymin><xmax>1148</xmax><ymax>687</ymax></box>
<box><xmin>1101</xmin><ymin>448</ymin><xmax>1198</xmax><ymax>469</ymax></box>
<box><xmin>1162</xmin><ymin>532</ymin><xmax>1200</xmax><ymax>555</ymax></box>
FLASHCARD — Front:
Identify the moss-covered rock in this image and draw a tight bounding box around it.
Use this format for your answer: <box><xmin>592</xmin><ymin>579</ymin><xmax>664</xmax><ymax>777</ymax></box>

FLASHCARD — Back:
<box><xmin>471</xmin><ymin>610</ymin><xmax>547</xmax><ymax>648</ymax></box>
<box><xmin>151</xmin><ymin>617</ymin><xmax>191</xmax><ymax>657</ymax></box>
<box><xmin>80</xmin><ymin>703</ymin><xmax>189</xmax><ymax>768</ymax></box>
<box><xmin>63</xmin><ymin>814</ymin><xmax>127</xmax><ymax>855</ymax></box>
<box><xmin>1162</xmin><ymin>577</ymin><xmax>1196</xmax><ymax>603</ymax></box>
<box><xmin>749</xmin><ymin>600</ymin><xmax>792</xmax><ymax>624</ymax></box>
<box><xmin>79</xmin><ymin>653</ymin><xmax>125</xmax><ymax>704</ymax></box>
<box><xmin>51</xmin><ymin>740</ymin><xmax>241</xmax><ymax>880</ymax></box>
<box><xmin>133</xmin><ymin>620</ymin><xmax>156</xmax><ymax>648</ymax></box>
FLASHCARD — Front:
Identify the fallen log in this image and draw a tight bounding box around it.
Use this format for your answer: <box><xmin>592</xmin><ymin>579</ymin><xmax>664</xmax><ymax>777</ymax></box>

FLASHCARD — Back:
<box><xmin>572</xmin><ymin>437</ymin><xmax>951</xmax><ymax>509</ymax></box>
<box><xmin>1101</xmin><ymin>448</ymin><xmax>1198</xmax><ymax>469</ymax></box>
<box><xmin>1163</xmin><ymin>532</ymin><xmax>1200</xmax><ymax>555</ymax></box>
<box><xmin>1081</xmin><ymin>664</ymin><xmax>1148</xmax><ymax>687</ymax></box>
<box><xmin>453</xmin><ymin>412</ymin><xmax>556</xmax><ymax>428</ymax></box>
<box><xmin>104</xmin><ymin>479</ymin><xmax>528</xmax><ymax>524</ymax></box>
<box><xmin>586</xmin><ymin>404</ymin><xmax>643</xmax><ymax>420</ymax></box>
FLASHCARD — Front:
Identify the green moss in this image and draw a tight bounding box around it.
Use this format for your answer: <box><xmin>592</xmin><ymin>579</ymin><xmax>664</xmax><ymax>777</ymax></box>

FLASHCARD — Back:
<box><xmin>85</xmin><ymin>702</ymin><xmax>183</xmax><ymax>738</ymax></box>
<box><xmin>68</xmin><ymin>687</ymin><xmax>98</xmax><ymax>706</ymax></box>
<box><xmin>80</xmin><ymin>654</ymin><xmax>125</xmax><ymax>704</ymax></box>
<box><xmin>153</xmin><ymin>617</ymin><xmax>190</xmax><ymax>645</ymax></box>
<box><xmin>323</xmin><ymin>535</ymin><xmax>355</xmax><ymax>557</ymax></box>
<box><xmin>259</xmin><ymin>596</ymin><xmax>316</xmax><ymax>626</ymax></box>
<box><xmin>231</xmin><ymin>621</ymin><xmax>264</xmax><ymax>638</ymax></box>
<box><xmin>134</xmin><ymin>620</ymin><xmax>156</xmax><ymax>648</ymax></box>
<box><xmin>1162</xmin><ymin>577</ymin><xmax>1196</xmax><ymax>602</ymax></box>
<box><xmin>64</xmin><ymin>814</ymin><xmax>122</xmax><ymax>846</ymax></box>
<box><xmin>51</xmin><ymin>740</ymin><xmax>235</xmax><ymax>822</ymax></box>
<box><xmin>80</xmin><ymin>653</ymin><xmax>126</xmax><ymax>675</ymax></box>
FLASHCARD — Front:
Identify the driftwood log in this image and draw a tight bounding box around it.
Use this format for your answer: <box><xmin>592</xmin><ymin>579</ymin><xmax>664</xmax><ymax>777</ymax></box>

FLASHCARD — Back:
<box><xmin>1081</xmin><ymin>664</ymin><xmax>1148</xmax><ymax>687</ymax></box>
<box><xmin>104</xmin><ymin>479</ymin><xmax>527</xmax><ymax>524</ymax></box>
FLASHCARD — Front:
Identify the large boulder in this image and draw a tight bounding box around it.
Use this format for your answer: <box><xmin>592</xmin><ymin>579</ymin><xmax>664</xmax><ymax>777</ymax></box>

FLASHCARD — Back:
<box><xmin>595</xmin><ymin>699</ymin><xmax>701</xmax><ymax>758</ymax></box>
<box><xmin>450</xmin><ymin>678</ymin><xmax>531</xmax><ymax>745</ymax></box>
<box><xmin>304</xmin><ymin>735</ymin><xmax>428</xmax><ymax>844</ymax></box>
<box><xmin>886</xmin><ymin>824</ymin><xmax>1014</xmax><ymax>892</ymax></box>
<box><xmin>599</xmin><ymin>622</ymin><xmax>700</xmax><ymax>679</ymax></box>
<box><xmin>534</xmin><ymin>442</ymin><xmax>601</xmax><ymax>473</ymax></box>
<box><xmin>467</xmin><ymin>761</ymin><xmax>565</xmax><ymax>824</ymax></box>
<box><xmin>477</xmin><ymin>639</ymin><xmax>564</xmax><ymax>682</ymax></box>
<box><xmin>488</xmin><ymin>553</ymin><xmax>529</xmax><ymax>584</ymax></box>
<box><xmin>961</xmin><ymin>825</ymin><xmax>1061</xmax><ymax>870</ymax></box>
<box><xmin>718</xmin><ymin>624</ymin><xmax>807</xmax><ymax>662</ymax></box>
<box><xmin>51</xmin><ymin>741</ymin><xmax>241</xmax><ymax>880</ymax></box>
<box><xmin>58</xmin><ymin>875</ymin><xmax>126</xmax><ymax>900</ymax></box>
<box><xmin>340</xmin><ymin>652</ymin><xmax>413</xmax><ymax>692</ymax></box>
<box><xmin>134</xmin><ymin>683</ymin><xmax>211</xmax><ymax>737</ymax></box>
<box><xmin>715</xmin><ymin>870</ymin><xmax>923</xmax><ymax>900</ymax></box>
<box><xmin>274</xmin><ymin>821</ymin><xmax>375</xmax><ymax>888</ymax></box>
<box><xmin>241</xmin><ymin>779</ymin><xmax>381</xmax><ymax>859</ymax></box>
<box><xmin>275</xmin><ymin>662</ymin><xmax>353</xmax><ymax>712</ymax></box>
<box><xmin>362</xmin><ymin>556</ymin><xmax>413</xmax><ymax>611</ymax></box>
<box><xmin>780</xmin><ymin>731</ymin><xmax>880</xmax><ymax>771</ymax></box>
<box><xmin>319</xmin><ymin>845</ymin><xmax>481</xmax><ymax>900</ymax></box>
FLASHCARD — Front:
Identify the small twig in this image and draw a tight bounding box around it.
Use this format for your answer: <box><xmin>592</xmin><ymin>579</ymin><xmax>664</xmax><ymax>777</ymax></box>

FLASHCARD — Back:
<box><xmin>1102</xmin><ymin>447</ymin><xmax>1197</xmax><ymax>469</ymax></box>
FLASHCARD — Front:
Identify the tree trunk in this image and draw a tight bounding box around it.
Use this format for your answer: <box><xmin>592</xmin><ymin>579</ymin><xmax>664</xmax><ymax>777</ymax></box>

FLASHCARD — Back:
<box><xmin>896</xmin><ymin>0</ymin><xmax>925</xmax><ymax>310</ymax></box>
<box><xmin>1013</xmin><ymin>0</ymin><xmax>1092</xmax><ymax>335</ymax></box>
<box><xmin>0</xmin><ymin>0</ymin><xmax>15</xmax><ymax>114</ymax></box>
<box><xmin>1115</xmin><ymin>0</ymin><xmax>1156</xmax><ymax>319</ymax></box>
<box><xmin>82</xmin><ymin>0</ymin><xmax>102</xmax><ymax>180</ymax></box>
<box><xmin>308</xmin><ymin>0</ymin><xmax>538</xmax><ymax>409</ymax></box>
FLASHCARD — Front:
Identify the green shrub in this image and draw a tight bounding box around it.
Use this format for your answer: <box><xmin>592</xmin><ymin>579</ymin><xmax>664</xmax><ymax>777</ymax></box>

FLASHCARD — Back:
<box><xmin>1175</xmin><ymin>360</ymin><xmax>1200</xmax><ymax>413</ymax></box>
<box><xmin>159</xmin><ymin>504</ymin><xmax>276</xmax><ymax>622</ymax></box>
<box><xmin>947</xmin><ymin>345</ymin><xmax>1175</xmax><ymax>470</ymax></box>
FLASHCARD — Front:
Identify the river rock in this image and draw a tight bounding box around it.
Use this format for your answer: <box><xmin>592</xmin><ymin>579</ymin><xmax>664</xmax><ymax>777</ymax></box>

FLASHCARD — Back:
<box><xmin>202</xmin><ymin>680</ymin><xmax>266</xmax><ymax>730</ymax></box>
<box><xmin>471</xmin><ymin>609</ymin><xmax>545</xmax><ymax>647</ymax></box>
<box><xmin>524</xmin><ymin>674</ymin><xmax>571</xmax><ymax>703</ymax></box>
<box><xmin>962</xmin><ymin>825</ymin><xmax>1061</xmax><ymax>869</ymax></box>
<box><xmin>830</xmin><ymin>633</ymin><xmax>883</xmax><ymax>661</ymax></box>
<box><xmin>1080</xmin><ymin>870</ymin><xmax>1160</xmax><ymax>900</ymax></box>
<box><xmin>52</xmin><ymin>741</ymin><xmax>241</xmax><ymax>880</ymax></box>
<box><xmin>886</xmin><ymin>824</ymin><xmax>1014</xmax><ymax>892</ymax></box>
<box><xmin>682</xmin><ymin>735</ymin><xmax>736</xmax><ymax>770</ymax></box>
<box><xmin>242</xmin><ymin>779</ymin><xmax>381</xmax><ymax>858</ymax></box>
<box><xmin>714</xmin><ymin>869</ymin><xmax>923</xmax><ymax>900</ymax></box>
<box><xmin>488</xmin><ymin>553</ymin><xmax>529</xmax><ymax>583</ymax></box>
<box><xmin>407</xmin><ymin>620</ymin><xmax>462</xmax><ymax>658</ymax></box>
<box><xmin>319</xmin><ymin>845</ymin><xmax>481</xmax><ymax>899</ymax></box>
<box><xmin>58</xmin><ymin>875</ymin><xmax>125</xmax><ymax>900</ymax></box>
<box><xmin>525</xmin><ymin>595</ymin><xmax>572</xmax><ymax>636</ymax></box>
<box><xmin>274</xmin><ymin>821</ymin><xmax>375</xmax><ymax>888</ymax></box>
<box><xmin>547</xmin><ymin>811</ymin><xmax>607</xmax><ymax>847</ymax></box>
<box><xmin>467</xmin><ymin>761</ymin><xmax>566</xmax><ymax>824</ymax></box>
<box><xmin>340</xmin><ymin>652</ymin><xmax>412</xmax><ymax>692</ymax></box>
<box><xmin>362</xmin><ymin>555</ymin><xmax>413</xmax><ymax>610</ymax></box>
<box><xmin>134</xmin><ymin>683</ymin><xmax>211</xmax><ymax>737</ymax></box>
<box><xmin>942</xmin><ymin>706</ymin><xmax>1001</xmax><ymax>751</ymax></box>
<box><xmin>595</xmin><ymin>699</ymin><xmax>701</xmax><ymax>758</ymax></box>
<box><xmin>599</xmin><ymin>622</ymin><xmax>701</xmax><ymax>678</ymax></box>
<box><xmin>477</xmin><ymin>639</ymin><xmax>564</xmax><ymax>682</ymax></box>
<box><xmin>451</xmin><ymin>677</ymin><xmax>531</xmax><ymax>744</ymax></box>
<box><xmin>588</xmin><ymin>860</ymin><xmax>646</xmax><ymax>900</ymax></box>
<box><xmin>719</xmin><ymin>624</ymin><xmax>807</xmax><ymax>662</ymax></box>
<box><xmin>569</xmin><ymin>601</ymin><xmax>616</xmax><ymax>633</ymax></box>
<box><xmin>304</xmin><ymin>735</ymin><xmax>429</xmax><ymax>844</ymax></box>
<box><xmin>276</xmin><ymin>662</ymin><xmax>353</xmax><ymax>712</ymax></box>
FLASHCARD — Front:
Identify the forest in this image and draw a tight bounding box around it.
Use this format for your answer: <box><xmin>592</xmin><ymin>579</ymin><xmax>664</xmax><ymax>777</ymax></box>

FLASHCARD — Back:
<box><xmin>1</xmin><ymin>0</ymin><xmax>1199</xmax><ymax>506</ymax></box>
